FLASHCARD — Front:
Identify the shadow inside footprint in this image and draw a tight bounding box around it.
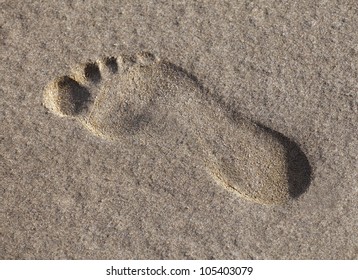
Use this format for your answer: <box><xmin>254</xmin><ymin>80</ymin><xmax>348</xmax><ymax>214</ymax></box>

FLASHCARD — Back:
<box><xmin>84</xmin><ymin>63</ymin><xmax>101</xmax><ymax>83</ymax></box>
<box><xmin>257</xmin><ymin>125</ymin><xmax>312</xmax><ymax>199</ymax></box>
<box><xmin>104</xmin><ymin>57</ymin><xmax>119</xmax><ymax>73</ymax></box>
<box><xmin>56</xmin><ymin>76</ymin><xmax>91</xmax><ymax>116</ymax></box>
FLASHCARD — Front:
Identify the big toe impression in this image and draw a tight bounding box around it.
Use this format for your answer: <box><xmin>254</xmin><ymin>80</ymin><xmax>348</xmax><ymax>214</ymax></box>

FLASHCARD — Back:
<box><xmin>43</xmin><ymin>76</ymin><xmax>91</xmax><ymax>117</ymax></box>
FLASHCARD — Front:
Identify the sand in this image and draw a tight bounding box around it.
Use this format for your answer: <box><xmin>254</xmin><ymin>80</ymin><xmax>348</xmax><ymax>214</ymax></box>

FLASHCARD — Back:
<box><xmin>1</xmin><ymin>0</ymin><xmax>357</xmax><ymax>259</ymax></box>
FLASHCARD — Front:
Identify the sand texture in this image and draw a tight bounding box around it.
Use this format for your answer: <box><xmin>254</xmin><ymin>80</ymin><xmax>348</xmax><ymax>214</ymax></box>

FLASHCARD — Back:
<box><xmin>1</xmin><ymin>1</ymin><xmax>357</xmax><ymax>259</ymax></box>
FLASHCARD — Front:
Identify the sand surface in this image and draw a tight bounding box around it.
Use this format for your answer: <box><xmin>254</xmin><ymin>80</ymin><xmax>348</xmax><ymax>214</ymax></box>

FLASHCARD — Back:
<box><xmin>1</xmin><ymin>0</ymin><xmax>357</xmax><ymax>259</ymax></box>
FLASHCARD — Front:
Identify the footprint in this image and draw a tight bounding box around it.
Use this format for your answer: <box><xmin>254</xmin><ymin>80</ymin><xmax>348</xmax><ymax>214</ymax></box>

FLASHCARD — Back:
<box><xmin>43</xmin><ymin>52</ymin><xmax>311</xmax><ymax>205</ymax></box>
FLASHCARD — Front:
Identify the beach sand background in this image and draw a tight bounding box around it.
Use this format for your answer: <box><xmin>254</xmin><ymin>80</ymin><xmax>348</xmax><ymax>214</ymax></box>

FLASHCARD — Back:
<box><xmin>1</xmin><ymin>0</ymin><xmax>357</xmax><ymax>259</ymax></box>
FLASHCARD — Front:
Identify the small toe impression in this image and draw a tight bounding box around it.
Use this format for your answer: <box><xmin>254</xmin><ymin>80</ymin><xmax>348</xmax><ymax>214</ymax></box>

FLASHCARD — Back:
<box><xmin>103</xmin><ymin>57</ymin><xmax>118</xmax><ymax>73</ymax></box>
<box><xmin>119</xmin><ymin>54</ymin><xmax>137</xmax><ymax>71</ymax></box>
<box><xmin>84</xmin><ymin>62</ymin><xmax>101</xmax><ymax>83</ymax></box>
<box><xmin>136</xmin><ymin>52</ymin><xmax>157</xmax><ymax>66</ymax></box>
<box><xmin>44</xmin><ymin>76</ymin><xmax>91</xmax><ymax>117</ymax></box>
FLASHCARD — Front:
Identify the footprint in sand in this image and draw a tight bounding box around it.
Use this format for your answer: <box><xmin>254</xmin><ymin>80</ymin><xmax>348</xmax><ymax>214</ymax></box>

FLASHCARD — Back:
<box><xmin>43</xmin><ymin>52</ymin><xmax>311</xmax><ymax>205</ymax></box>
